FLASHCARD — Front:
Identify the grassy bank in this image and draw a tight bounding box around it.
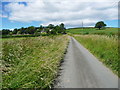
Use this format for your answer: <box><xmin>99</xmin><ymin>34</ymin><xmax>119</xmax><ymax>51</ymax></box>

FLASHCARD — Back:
<box><xmin>1</xmin><ymin>34</ymin><xmax>48</xmax><ymax>38</ymax></box>
<box><xmin>2</xmin><ymin>35</ymin><xmax>69</xmax><ymax>88</ymax></box>
<box><xmin>74</xmin><ymin>35</ymin><xmax>118</xmax><ymax>76</ymax></box>
<box><xmin>67</xmin><ymin>28</ymin><xmax>118</xmax><ymax>36</ymax></box>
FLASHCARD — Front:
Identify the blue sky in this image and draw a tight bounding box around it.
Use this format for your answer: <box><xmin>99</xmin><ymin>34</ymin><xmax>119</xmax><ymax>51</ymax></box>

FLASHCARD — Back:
<box><xmin>1</xmin><ymin>0</ymin><xmax>119</xmax><ymax>30</ymax></box>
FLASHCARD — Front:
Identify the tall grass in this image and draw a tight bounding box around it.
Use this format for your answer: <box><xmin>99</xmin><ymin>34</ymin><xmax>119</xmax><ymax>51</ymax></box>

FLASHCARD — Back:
<box><xmin>74</xmin><ymin>35</ymin><xmax>118</xmax><ymax>76</ymax></box>
<box><xmin>2</xmin><ymin>35</ymin><xmax>69</xmax><ymax>88</ymax></box>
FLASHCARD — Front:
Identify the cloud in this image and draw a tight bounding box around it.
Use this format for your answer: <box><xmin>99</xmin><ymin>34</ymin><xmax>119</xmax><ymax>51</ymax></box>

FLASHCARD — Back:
<box><xmin>0</xmin><ymin>14</ymin><xmax>8</xmax><ymax>18</ymax></box>
<box><xmin>2</xmin><ymin>0</ymin><xmax>119</xmax><ymax>2</ymax></box>
<box><xmin>2</xmin><ymin>0</ymin><xmax>119</xmax><ymax>27</ymax></box>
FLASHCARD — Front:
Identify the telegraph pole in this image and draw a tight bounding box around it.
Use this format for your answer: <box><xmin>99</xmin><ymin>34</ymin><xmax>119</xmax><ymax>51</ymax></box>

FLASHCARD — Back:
<box><xmin>82</xmin><ymin>21</ymin><xmax>83</xmax><ymax>29</ymax></box>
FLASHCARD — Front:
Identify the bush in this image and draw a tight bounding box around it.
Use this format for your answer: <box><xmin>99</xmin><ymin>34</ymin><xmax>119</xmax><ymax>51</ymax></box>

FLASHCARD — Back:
<box><xmin>83</xmin><ymin>32</ymin><xmax>89</xmax><ymax>35</ymax></box>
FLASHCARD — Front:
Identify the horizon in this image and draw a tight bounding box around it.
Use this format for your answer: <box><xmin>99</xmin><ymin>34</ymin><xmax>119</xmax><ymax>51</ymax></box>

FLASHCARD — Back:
<box><xmin>1</xmin><ymin>26</ymin><xmax>118</xmax><ymax>31</ymax></box>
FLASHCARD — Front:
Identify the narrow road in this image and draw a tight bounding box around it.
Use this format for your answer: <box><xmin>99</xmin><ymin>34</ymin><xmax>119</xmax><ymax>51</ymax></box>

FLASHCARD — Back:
<box><xmin>54</xmin><ymin>37</ymin><xmax>118</xmax><ymax>88</ymax></box>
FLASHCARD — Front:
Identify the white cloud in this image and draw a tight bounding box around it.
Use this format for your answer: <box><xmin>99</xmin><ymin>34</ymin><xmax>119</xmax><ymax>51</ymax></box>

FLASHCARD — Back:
<box><xmin>2</xmin><ymin>0</ymin><xmax>119</xmax><ymax>27</ymax></box>
<box><xmin>0</xmin><ymin>14</ymin><xmax>8</xmax><ymax>18</ymax></box>
<box><xmin>2</xmin><ymin>0</ymin><xmax>119</xmax><ymax>2</ymax></box>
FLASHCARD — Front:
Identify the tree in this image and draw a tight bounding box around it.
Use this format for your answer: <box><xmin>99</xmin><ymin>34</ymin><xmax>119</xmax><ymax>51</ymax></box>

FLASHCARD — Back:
<box><xmin>39</xmin><ymin>25</ymin><xmax>43</xmax><ymax>33</ymax></box>
<box><xmin>17</xmin><ymin>29</ymin><xmax>21</xmax><ymax>34</ymax></box>
<box><xmin>95</xmin><ymin>21</ymin><xmax>106</xmax><ymax>30</ymax></box>
<box><xmin>19</xmin><ymin>27</ymin><xmax>25</xmax><ymax>34</ymax></box>
<box><xmin>26</xmin><ymin>26</ymin><xmax>36</xmax><ymax>34</ymax></box>
<box><xmin>12</xmin><ymin>28</ymin><xmax>18</xmax><ymax>34</ymax></box>
<box><xmin>47</xmin><ymin>24</ymin><xmax>54</xmax><ymax>29</ymax></box>
<box><xmin>55</xmin><ymin>25</ymin><xmax>61</xmax><ymax>34</ymax></box>
<box><xmin>40</xmin><ymin>25</ymin><xmax>43</xmax><ymax>29</ymax></box>
<box><xmin>24</xmin><ymin>28</ymin><xmax>28</xmax><ymax>34</ymax></box>
<box><xmin>50</xmin><ymin>29</ymin><xmax>57</xmax><ymax>35</ymax></box>
<box><xmin>60</xmin><ymin>23</ymin><xmax>66</xmax><ymax>34</ymax></box>
<box><xmin>60</xmin><ymin>23</ymin><xmax>65</xmax><ymax>30</ymax></box>
<box><xmin>2</xmin><ymin>29</ymin><xmax>11</xmax><ymax>35</ymax></box>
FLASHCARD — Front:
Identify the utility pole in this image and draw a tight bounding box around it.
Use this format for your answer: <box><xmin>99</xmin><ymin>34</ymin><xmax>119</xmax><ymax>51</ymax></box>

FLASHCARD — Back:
<box><xmin>82</xmin><ymin>21</ymin><xmax>83</xmax><ymax>29</ymax></box>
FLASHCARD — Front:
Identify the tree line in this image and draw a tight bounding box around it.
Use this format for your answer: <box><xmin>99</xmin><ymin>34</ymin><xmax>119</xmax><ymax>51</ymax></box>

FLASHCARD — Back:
<box><xmin>1</xmin><ymin>23</ymin><xmax>66</xmax><ymax>35</ymax></box>
<box><xmin>1</xmin><ymin>21</ymin><xmax>107</xmax><ymax>35</ymax></box>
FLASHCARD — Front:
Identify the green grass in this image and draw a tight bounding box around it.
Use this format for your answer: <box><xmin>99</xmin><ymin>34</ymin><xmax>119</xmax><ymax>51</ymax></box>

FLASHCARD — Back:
<box><xmin>67</xmin><ymin>28</ymin><xmax>118</xmax><ymax>36</ymax></box>
<box><xmin>1</xmin><ymin>37</ymin><xmax>26</xmax><ymax>41</ymax></box>
<box><xmin>1</xmin><ymin>34</ymin><xmax>41</xmax><ymax>38</ymax></box>
<box><xmin>74</xmin><ymin>35</ymin><xmax>119</xmax><ymax>76</ymax></box>
<box><xmin>2</xmin><ymin>35</ymin><xmax>69</xmax><ymax>88</ymax></box>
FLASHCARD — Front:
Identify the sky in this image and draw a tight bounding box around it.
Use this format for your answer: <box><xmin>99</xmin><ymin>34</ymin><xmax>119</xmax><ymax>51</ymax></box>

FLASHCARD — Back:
<box><xmin>0</xmin><ymin>0</ymin><xmax>119</xmax><ymax>30</ymax></box>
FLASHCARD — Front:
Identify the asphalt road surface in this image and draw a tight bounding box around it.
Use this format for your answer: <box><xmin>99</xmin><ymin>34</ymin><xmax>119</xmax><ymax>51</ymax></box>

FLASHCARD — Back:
<box><xmin>54</xmin><ymin>37</ymin><xmax>118</xmax><ymax>88</ymax></box>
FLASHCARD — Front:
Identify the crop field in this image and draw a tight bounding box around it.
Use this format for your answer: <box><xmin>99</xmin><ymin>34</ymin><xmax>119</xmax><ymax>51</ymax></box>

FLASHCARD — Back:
<box><xmin>67</xmin><ymin>28</ymin><xmax>118</xmax><ymax>36</ymax></box>
<box><xmin>74</xmin><ymin>35</ymin><xmax>119</xmax><ymax>76</ymax></box>
<box><xmin>2</xmin><ymin>35</ymin><xmax>69</xmax><ymax>88</ymax></box>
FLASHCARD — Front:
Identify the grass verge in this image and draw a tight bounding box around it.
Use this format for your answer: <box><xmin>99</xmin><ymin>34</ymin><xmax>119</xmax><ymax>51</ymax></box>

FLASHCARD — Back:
<box><xmin>74</xmin><ymin>35</ymin><xmax>119</xmax><ymax>77</ymax></box>
<box><xmin>2</xmin><ymin>35</ymin><xmax>69</xmax><ymax>88</ymax></box>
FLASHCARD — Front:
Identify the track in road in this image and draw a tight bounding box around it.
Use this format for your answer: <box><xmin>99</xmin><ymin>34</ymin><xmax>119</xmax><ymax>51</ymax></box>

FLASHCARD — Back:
<box><xmin>54</xmin><ymin>37</ymin><xmax>118</xmax><ymax>88</ymax></box>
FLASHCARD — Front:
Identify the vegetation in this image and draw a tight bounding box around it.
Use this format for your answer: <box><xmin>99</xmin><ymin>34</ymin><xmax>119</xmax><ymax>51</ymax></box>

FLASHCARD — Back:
<box><xmin>67</xmin><ymin>26</ymin><xmax>119</xmax><ymax>77</ymax></box>
<box><xmin>1</xmin><ymin>23</ymin><xmax>66</xmax><ymax>38</ymax></box>
<box><xmin>67</xmin><ymin>28</ymin><xmax>118</xmax><ymax>36</ymax></box>
<box><xmin>1</xmin><ymin>29</ymin><xmax>12</xmax><ymax>35</ymax></box>
<box><xmin>1</xmin><ymin>21</ymin><xmax>119</xmax><ymax>89</ymax></box>
<box><xmin>95</xmin><ymin>21</ymin><xmax>107</xmax><ymax>30</ymax></box>
<box><xmin>2</xmin><ymin>35</ymin><xmax>69</xmax><ymax>88</ymax></box>
<box><xmin>74</xmin><ymin>35</ymin><xmax>118</xmax><ymax>76</ymax></box>
<box><xmin>1</xmin><ymin>34</ymin><xmax>41</xmax><ymax>38</ymax></box>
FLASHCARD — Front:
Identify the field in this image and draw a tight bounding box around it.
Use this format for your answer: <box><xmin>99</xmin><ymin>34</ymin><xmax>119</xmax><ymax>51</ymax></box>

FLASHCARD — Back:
<box><xmin>67</xmin><ymin>28</ymin><xmax>118</xmax><ymax>36</ymax></box>
<box><xmin>1</xmin><ymin>27</ymin><xmax>119</xmax><ymax>88</ymax></box>
<box><xmin>2</xmin><ymin>35</ymin><xmax>69</xmax><ymax>88</ymax></box>
<box><xmin>73</xmin><ymin>35</ymin><xmax>119</xmax><ymax>76</ymax></box>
